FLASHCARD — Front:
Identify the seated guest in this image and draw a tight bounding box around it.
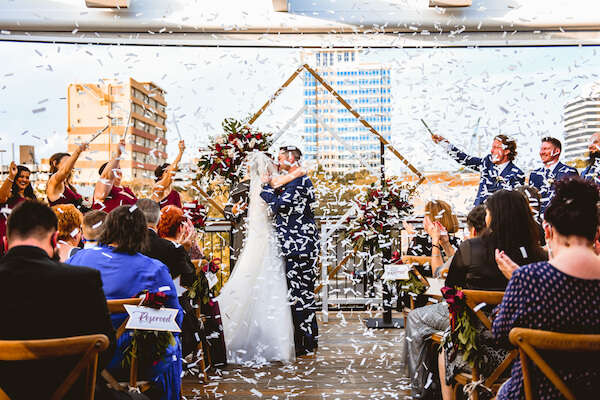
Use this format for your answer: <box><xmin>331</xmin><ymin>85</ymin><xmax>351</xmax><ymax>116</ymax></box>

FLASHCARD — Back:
<box><xmin>137</xmin><ymin>199</ymin><xmax>201</xmax><ymax>358</ymax></box>
<box><xmin>406</xmin><ymin>200</ymin><xmax>461</xmax><ymax>276</ymax></box>
<box><xmin>0</xmin><ymin>162</ymin><xmax>37</xmax><ymax>256</ymax></box>
<box><xmin>82</xmin><ymin>210</ymin><xmax>108</xmax><ymax>249</ymax></box>
<box><xmin>46</xmin><ymin>143</ymin><xmax>89</xmax><ymax>212</ymax></box>
<box><xmin>0</xmin><ymin>200</ymin><xmax>142</xmax><ymax>400</ymax></box>
<box><xmin>438</xmin><ymin>189</ymin><xmax>547</xmax><ymax>400</ymax></box>
<box><xmin>67</xmin><ymin>206</ymin><xmax>183</xmax><ymax>400</ymax></box>
<box><xmin>137</xmin><ymin>199</ymin><xmax>196</xmax><ymax>286</ymax></box>
<box><xmin>92</xmin><ymin>139</ymin><xmax>137</xmax><ymax>213</ymax></box>
<box><xmin>158</xmin><ymin>205</ymin><xmax>201</xmax><ymax>261</ymax></box>
<box><xmin>52</xmin><ymin>204</ymin><xmax>83</xmax><ymax>261</ymax></box>
<box><xmin>493</xmin><ymin>177</ymin><xmax>600</xmax><ymax>399</ymax></box>
<box><xmin>151</xmin><ymin>140</ymin><xmax>185</xmax><ymax>209</ymax></box>
<box><xmin>402</xmin><ymin>204</ymin><xmax>485</xmax><ymax>398</ymax></box>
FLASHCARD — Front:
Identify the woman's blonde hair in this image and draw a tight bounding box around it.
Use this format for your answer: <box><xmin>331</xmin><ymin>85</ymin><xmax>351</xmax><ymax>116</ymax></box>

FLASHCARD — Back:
<box><xmin>424</xmin><ymin>200</ymin><xmax>459</xmax><ymax>234</ymax></box>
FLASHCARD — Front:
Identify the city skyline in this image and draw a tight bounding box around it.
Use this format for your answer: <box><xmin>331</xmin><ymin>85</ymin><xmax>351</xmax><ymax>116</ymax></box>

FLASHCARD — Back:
<box><xmin>1</xmin><ymin>42</ymin><xmax>600</xmax><ymax>178</ymax></box>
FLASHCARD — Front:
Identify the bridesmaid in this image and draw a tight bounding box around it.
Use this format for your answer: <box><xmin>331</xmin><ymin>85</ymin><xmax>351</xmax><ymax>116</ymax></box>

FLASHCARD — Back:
<box><xmin>0</xmin><ymin>162</ymin><xmax>37</xmax><ymax>255</ymax></box>
<box><xmin>151</xmin><ymin>140</ymin><xmax>185</xmax><ymax>209</ymax></box>
<box><xmin>46</xmin><ymin>142</ymin><xmax>89</xmax><ymax>212</ymax></box>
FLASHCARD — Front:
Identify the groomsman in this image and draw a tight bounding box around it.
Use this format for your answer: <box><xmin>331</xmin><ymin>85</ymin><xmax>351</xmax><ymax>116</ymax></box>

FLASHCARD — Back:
<box><xmin>581</xmin><ymin>132</ymin><xmax>600</xmax><ymax>186</ymax></box>
<box><xmin>431</xmin><ymin>133</ymin><xmax>525</xmax><ymax>205</ymax></box>
<box><xmin>529</xmin><ymin>137</ymin><xmax>578</xmax><ymax>212</ymax></box>
<box><xmin>260</xmin><ymin>145</ymin><xmax>319</xmax><ymax>357</ymax></box>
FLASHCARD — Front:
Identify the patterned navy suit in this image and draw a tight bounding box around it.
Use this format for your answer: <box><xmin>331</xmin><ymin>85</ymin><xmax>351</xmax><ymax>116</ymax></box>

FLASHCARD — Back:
<box><xmin>444</xmin><ymin>143</ymin><xmax>525</xmax><ymax>205</ymax></box>
<box><xmin>581</xmin><ymin>159</ymin><xmax>600</xmax><ymax>187</ymax></box>
<box><xmin>260</xmin><ymin>175</ymin><xmax>319</xmax><ymax>356</ymax></box>
<box><xmin>529</xmin><ymin>162</ymin><xmax>578</xmax><ymax>212</ymax></box>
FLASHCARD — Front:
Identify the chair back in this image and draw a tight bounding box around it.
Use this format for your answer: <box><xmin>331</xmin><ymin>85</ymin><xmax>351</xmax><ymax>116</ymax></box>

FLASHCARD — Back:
<box><xmin>509</xmin><ymin>327</ymin><xmax>600</xmax><ymax>400</ymax></box>
<box><xmin>0</xmin><ymin>334</ymin><xmax>109</xmax><ymax>400</ymax></box>
<box><xmin>452</xmin><ymin>290</ymin><xmax>517</xmax><ymax>400</ymax></box>
<box><xmin>102</xmin><ymin>298</ymin><xmax>144</xmax><ymax>391</ymax></box>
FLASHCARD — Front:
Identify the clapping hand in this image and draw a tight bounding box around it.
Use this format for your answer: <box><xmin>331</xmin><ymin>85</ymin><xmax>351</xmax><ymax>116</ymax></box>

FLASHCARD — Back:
<box><xmin>402</xmin><ymin>220</ymin><xmax>416</xmax><ymax>237</ymax></box>
<box><xmin>177</xmin><ymin>219</ymin><xmax>197</xmax><ymax>252</ymax></box>
<box><xmin>495</xmin><ymin>249</ymin><xmax>519</xmax><ymax>280</ymax></box>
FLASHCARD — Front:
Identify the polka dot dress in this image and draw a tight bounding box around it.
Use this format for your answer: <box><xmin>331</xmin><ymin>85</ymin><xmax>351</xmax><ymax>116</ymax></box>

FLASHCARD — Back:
<box><xmin>493</xmin><ymin>261</ymin><xmax>600</xmax><ymax>399</ymax></box>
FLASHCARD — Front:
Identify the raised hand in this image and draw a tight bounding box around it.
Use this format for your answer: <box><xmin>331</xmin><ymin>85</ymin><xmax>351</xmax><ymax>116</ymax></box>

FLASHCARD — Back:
<box><xmin>178</xmin><ymin>140</ymin><xmax>186</xmax><ymax>152</ymax></box>
<box><xmin>495</xmin><ymin>249</ymin><xmax>519</xmax><ymax>280</ymax></box>
<box><xmin>431</xmin><ymin>133</ymin><xmax>447</xmax><ymax>144</ymax></box>
<box><xmin>8</xmin><ymin>161</ymin><xmax>17</xmax><ymax>180</ymax></box>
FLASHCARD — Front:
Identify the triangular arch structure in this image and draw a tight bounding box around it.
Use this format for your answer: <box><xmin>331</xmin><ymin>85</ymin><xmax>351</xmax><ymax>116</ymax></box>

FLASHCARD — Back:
<box><xmin>247</xmin><ymin>63</ymin><xmax>426</xmax><ymax>186</ymax></box>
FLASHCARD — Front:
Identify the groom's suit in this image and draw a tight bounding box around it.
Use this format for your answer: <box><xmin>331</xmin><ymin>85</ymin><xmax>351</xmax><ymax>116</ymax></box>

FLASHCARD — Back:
<box><xmin>261</xmin><ymin>174</ymin><xmax>319</xmax><ymax>356</ymax></box>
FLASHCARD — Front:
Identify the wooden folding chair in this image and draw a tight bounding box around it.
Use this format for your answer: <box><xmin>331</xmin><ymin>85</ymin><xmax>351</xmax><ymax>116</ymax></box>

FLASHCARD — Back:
<box><xmin>0</xmin><ymin>334</ymin><xmax>109</xmax><ymax>400</ymax></box>
<box><xmin>400</xmin><ymin>263</ymin><xmax>434</xmax><ymax>327</ymax></box>
<box><xmin>509</xmin><ymin>327</ymin><xmax>600</xmax><ymax>400</ymax></box>
<box><xmin>452</xmin><ymin>290</ymin><xmax>517</xmax><ymax>400</ymax></box>
<box><xmin>102</xmin><ymin>298</ymin><xmax>154</xmax><ymax>392</ymax></box>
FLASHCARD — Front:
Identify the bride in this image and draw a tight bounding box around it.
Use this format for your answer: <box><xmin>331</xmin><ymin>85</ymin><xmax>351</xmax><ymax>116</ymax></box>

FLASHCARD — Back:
<box><xmin>217</xmin><ymin>151</ymin><xmax>304</xmax><ymax>365</ymax></box>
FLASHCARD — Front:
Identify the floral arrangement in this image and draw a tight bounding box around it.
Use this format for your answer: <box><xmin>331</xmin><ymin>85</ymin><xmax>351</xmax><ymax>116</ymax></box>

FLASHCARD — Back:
<box><xmin>122</xmin><ymin>292</ymin><xmax>176</xmax><ymax>369</ymax></box>
<box><xmin>182</xmin><ymin>200</ymin><xmax>206</xmax><ymax>229</ymax></box>
<box><xmin>346</xmin><ymin>179</ymin><xmax>415</xmax><ymax>253</ymax></box>
<box><xmin>197</xmin><ymin>118</ymin><xmax>273</xmax><ymax>189</ymax></box>
<box><xmin>440</xmin><ymin>286</ymin><xmax>481</xmax><ymax>368</ymax></box>
<box><xmin>188</xmin><ymin>258</ymin><xmax>223</xmax><ymax>305</ymax></box>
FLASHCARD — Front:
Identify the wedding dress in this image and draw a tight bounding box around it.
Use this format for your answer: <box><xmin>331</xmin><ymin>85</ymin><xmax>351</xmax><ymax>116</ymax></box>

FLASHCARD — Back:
<box><xmin>217</xmin><ymin>152</ymin><xmax>295</xmax><ymax>365</ymax></box>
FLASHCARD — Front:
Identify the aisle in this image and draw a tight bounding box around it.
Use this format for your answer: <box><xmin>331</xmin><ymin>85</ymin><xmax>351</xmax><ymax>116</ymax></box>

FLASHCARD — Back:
<box><xmin>182</xmin><ymin>311</ymin><xmax>412</xmax><ymax>399</ymax></box>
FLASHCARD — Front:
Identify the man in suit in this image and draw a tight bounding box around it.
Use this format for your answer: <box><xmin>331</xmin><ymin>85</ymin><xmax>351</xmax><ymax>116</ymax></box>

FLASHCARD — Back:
<box><xmin>260</xmin><ymin>145</ymin><xmax>319</xmax><ymax>357</ymax></box>
<box><xmin>528</xmin><ymin>137</ymin><xmax>578</xmax><ymax>212</ymax></box>
<box><xmin>136</xmin><ymin>198</ymin><xmax>196</xmax><ymax>286</ymax></box>
<box><xmin>0</xmin><ymin>200</ymin><xmax>146</xmax><ymax>399</ymax></box>
<box><xmin>581</xmin><ymin>131</ymin><xmax>600</xmax><ymax>186</ymax></box>
<box><xmin>431</xmin><ymin>133</ymin><xmax>525</xmax><ymax>205</ymax></box>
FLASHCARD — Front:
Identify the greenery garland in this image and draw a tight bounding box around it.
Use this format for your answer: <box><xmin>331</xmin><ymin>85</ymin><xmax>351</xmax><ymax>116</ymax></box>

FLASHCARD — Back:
<box><xmin>396</xmin><ymin>271</ymin><xmax>427</xmax><ymax>296</ymax></box>
<box><xmin>441</xmin><ymin>287</ymin><xmax>482</xmax><ymax>368</ymax></box>
<box><xmin>122</xmin><ymin>330</ymin><xmax>176</xmax><ymax>369</ymax></box>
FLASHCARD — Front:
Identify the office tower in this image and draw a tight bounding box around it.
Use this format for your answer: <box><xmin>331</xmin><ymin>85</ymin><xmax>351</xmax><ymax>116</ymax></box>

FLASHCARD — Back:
<box><xmin>67</xmin><ymin>78</ymin><xmax>168</xmax><ymax>183</ymax></box>
<box><xmin>301</xmin><ymin>50</ymin><xmax>392</xmax><ymax>173</ymax></box>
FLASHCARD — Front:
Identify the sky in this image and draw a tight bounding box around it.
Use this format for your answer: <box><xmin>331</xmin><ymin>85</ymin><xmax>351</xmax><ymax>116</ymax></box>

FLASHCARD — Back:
<box><xmin>0</xmin><ymin>41</ymin><xmax>599</xmax><ymax>176</ymax></box>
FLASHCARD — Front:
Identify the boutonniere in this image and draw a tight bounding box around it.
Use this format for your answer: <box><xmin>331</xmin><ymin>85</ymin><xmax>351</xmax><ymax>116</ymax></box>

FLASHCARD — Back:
<box><xmin>547</xmin><ymin>177</ymin><xmax>555</xmax><ymax>185</ymax></box>
<box><xmin>496</xmin><ymin>176</ymin><xmax>505</xmax><ymax>183</ymax></box>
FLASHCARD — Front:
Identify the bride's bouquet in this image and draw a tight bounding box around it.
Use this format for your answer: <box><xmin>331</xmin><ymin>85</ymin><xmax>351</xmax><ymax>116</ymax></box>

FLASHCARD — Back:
<box><xmin>197</xmin><ymin>118</ymin><xmax>273</xmax><ymax>190</ymax></box>
<box><xmin>346</xmin><ymin>179</ymin><xmax>416</xmax><ymax>253</ymax></box>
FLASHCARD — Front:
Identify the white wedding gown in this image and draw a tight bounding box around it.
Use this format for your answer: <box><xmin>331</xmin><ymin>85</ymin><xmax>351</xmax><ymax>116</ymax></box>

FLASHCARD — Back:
<box><xmin>217</xmin><ymin>152</ymin><xmax>295</xmax><ymax>365</ymax></box>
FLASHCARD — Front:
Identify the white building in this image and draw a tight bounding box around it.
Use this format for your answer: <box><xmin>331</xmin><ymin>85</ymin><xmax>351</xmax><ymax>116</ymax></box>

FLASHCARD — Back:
<box><xmin>301</xmin><ymin>50</ymin><xmax>391</xmax><ymax>173</ymax></box>
<box><xmin>563</xmin><ymin>82</ymin><xmax>600</xmax><ymax>162</ymax></box>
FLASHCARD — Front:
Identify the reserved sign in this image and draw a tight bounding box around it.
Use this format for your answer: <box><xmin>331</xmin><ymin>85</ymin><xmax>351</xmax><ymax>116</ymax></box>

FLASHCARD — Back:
<box><xmin>380</xmin><ymin>264</ymin><xmax>411</xmax><ymax>281</ymax></box>
<box><xmin>124</xmin><ymin>305</ymin><xmax>181</xmax><ymax>333</ymax></box>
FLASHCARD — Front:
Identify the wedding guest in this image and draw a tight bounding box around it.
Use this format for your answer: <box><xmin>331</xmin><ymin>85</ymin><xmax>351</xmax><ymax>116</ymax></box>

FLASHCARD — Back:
<box><xmin>151</xmin><ymin>140</ymin><xmax>185</xmax><ymax>209</ymax></box>
<box><xmin>403</xmin><ymin>204</ymin><xmax>486</xmax><ymax>398</ymax></box>
<box><xmin>137</xmin><ymin>198</ymin><xmax>201</xmax><ymax>358</ymax></box>
<box><xmin>0</xmin><ymin>162</ymin><xmax>37</xmax><ymax>257</ymax></box>
<box><xmin>0</xmin><ymin>200</ymin><xmax>122</xmax><ymax>399</ymax></box>
<box><xmin>82</xmin><ymin>210</ymin><xmax>107</xmax><ymax>249</ymax></box>
<box><xmin>51</xmin><ymin>204</ymin><xmax>83</xmax><ymax>261</ymax></box>
<box><xmin>92</xmin><ymin>139</ymin><xmax>137</xmax><ymax>213</ymax></box>
<box><xmin>137</xmin><ymin>199</ymin><xmax>196</xmax><ymax>286</ymax></box>
<box><xmin>528</xmin><ymin>137</ymin><xmax>577</xmax><ymax>212</ymax></box>
<box><xmin>493</xmin><ymin>177</ymin><xmax>600</xmax><ymax>399</ymax></box>
<box><xmin>67</xmin><ymin>206</ymin><xmax>183</xmax><ymax>400</ymax></box>
<box><xmin>406</xmin><ymin>200</ymin><xmax>460</xmax><ymax>275</ymax></box>
<box><xmin>46</xmin><ymin>142</ymin><xmax>90</xmax><ymax>212</ymax></box>
<box><xmin>581</xmin><ymin>131</ymin><xmax>600</xmax><ymax>186</ymax></box>
<box><xmin>158</xmin><ymin>205</ymin><xmax>201</xmax><ymax>261</ymax></box>
<box><xmin>435</xmin><ymin>190</ymin><xmax>546</xmax><ymax>400</ymax></box>
<box><xmin>431</xmin><ymin>133</ymin><xmax>525</xmax><ymax>205</ymax></box>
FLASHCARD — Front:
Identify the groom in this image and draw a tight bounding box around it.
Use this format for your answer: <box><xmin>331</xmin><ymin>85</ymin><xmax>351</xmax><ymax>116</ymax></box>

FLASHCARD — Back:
<box><xmin>260</xmin><ymin>145</ymin><xmax>319</xmax><ymax>357</ymax></box>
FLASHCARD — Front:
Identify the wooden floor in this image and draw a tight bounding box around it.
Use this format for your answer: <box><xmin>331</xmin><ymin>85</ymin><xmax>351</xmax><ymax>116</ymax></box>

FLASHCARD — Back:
<box><xmin>182</xmin><ymin>311</ymin><xmax>412</xmax><ymax>399</ymax></box>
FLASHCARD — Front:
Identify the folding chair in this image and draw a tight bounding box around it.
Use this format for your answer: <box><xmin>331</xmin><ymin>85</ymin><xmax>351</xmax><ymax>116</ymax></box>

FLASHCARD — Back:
<box><xmin>509</xmin><ymin>327</ymin><xmax>600</xmax><ymax>400</ymax></box>
<box><xmin>102</xmin><ymin>298</ymin><xmax>153</xmax><ymax>392</ymax></box>
<box><xmin>0</xmin><ymin>334</ymin><xmax>109</xmax><ymax>400</ymax></box>
<box><xmin>452</xmin><ymin>290</ymin><xmax>517</xmax><ymax>400</ymax></box>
